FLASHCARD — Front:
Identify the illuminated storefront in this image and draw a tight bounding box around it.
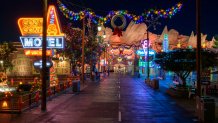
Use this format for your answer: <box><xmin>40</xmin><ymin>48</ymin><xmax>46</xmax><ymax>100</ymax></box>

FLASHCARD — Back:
<box><xmin>136</xmin><ymin>49</ymin><xmax>158</xmax><ymax>77</ymax></box>
<box><xmin>6</xmin><ymin>5</ymin><xmax>69</xmax><ymax>87</ymax></box>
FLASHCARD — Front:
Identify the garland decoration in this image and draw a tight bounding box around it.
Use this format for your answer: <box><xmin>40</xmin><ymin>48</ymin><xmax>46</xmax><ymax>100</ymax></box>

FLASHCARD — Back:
<box><xmin>57</xmin><ymin>0</ymin><xmax>183</xmax><ymax>25</ymax></box>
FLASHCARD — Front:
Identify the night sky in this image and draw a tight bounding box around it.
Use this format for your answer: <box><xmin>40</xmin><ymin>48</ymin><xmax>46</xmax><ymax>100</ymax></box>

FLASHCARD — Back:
<box><xmin>0</xmin><ymin>0</ymin><xmax>218</xmax><ymax>41</ymax></box>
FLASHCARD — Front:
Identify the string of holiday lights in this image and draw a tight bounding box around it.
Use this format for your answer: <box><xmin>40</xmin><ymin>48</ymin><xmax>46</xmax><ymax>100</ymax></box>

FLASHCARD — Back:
<box><xmin>57</xmin><ymin>0</ymin><xmax>183</xmax><ymax>25</ymax></box>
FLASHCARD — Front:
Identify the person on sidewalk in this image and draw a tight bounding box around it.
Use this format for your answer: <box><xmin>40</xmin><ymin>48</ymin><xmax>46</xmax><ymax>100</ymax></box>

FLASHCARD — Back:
<box><xmin>107</xmin><ymin>69</ymin><xmax>110</xmax><ymax>76</ymax></box>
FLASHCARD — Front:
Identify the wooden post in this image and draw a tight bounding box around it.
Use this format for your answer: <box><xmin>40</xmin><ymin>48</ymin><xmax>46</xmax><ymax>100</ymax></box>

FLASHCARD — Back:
<box><xmin>41</xmin><ymin>0</ymin><xmax>47</xmax><ymax>112</ymax></box>
<box><xmin>196</xmin><ymin>0</ymin><xmax>201</xmax><ymax>97</ymax></box>
<box><xmin>147</xmin><ymin>30</ymin><xmax>150</xmax><ymax>80</ymax></box>
<box><xmin>81</xmin><ymin>17</ymin><xmax>85</xmax><ymax>84</ymax></box>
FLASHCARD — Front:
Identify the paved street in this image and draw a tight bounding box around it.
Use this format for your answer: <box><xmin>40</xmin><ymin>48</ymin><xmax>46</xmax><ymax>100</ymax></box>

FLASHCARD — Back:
<box><xmin>0</xmin><ymin>73</ymin><xmax>200</xmax><ymax>123</ymax></box>
<box><xmin>119</xmin><ymin>73</ymin><xmax>197</xmax><ymax>123</ymax></box>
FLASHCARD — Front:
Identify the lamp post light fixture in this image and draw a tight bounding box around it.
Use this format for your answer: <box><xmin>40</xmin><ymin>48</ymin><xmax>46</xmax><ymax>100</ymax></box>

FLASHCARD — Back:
<box><xmin>103</xmin><ymin>34</ymin><xmax>106</xmax><ymax>39</ymax></box>
<box><xmin>97</xmin><ymin>26</ymin><xmax>102</xmax><ymax>32</ymax></box>
<box><xmin>97</xmin><ymin>25</ymin><xmax>108</xmax><ymax>73</ymax></box>
<box><xmin>0</xmin><ymin>60</ymin><xmax>3</xmax><ymax>71</ymax></box>
<box><xmin>81</xmin><ymin>17</ymin><xmax>85</xmax><ymax>84</ymax></box>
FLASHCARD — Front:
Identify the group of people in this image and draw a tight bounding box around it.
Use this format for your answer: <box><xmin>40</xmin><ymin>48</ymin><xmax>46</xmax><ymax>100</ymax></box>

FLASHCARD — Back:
<box><xmin>72</xmin><ymin>65</ymin><xmax>81</xmax><ymax>76</ymax></box>
<box><xmin>72</xmin><ymin>64</ymin><xmax>110</xmax><ymax>81</ymax></box>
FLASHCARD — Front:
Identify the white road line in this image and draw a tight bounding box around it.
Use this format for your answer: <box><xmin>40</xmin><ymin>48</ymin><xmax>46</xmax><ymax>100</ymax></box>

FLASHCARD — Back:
<box><xmin>118</xmin><ymin>111</ymin><xmax>122</xmax><ymax>122</ymax></box>
<box><xmin>118</xmin><ymin>93</ymin><xmax>120</xmax><ymax>99</ymax></box>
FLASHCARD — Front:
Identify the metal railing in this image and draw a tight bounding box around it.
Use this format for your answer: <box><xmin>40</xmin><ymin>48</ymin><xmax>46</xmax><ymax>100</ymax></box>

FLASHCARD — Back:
<box><xmin>0</xmin><ymin>81</ymin><xmax>73</xmax><ymax>113</ymax></box>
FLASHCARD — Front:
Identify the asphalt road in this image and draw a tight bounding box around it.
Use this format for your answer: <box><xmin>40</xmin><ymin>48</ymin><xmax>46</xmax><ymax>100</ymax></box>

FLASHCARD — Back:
<box><xmin>0</xmin><ymin>73</ymin><xmax>198</xmax><ymax>123</ymax></box>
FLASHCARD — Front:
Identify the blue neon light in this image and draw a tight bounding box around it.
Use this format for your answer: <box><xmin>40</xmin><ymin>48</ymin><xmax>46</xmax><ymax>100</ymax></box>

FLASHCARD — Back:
<box><xmin>33</xmin><ymin>60</ymin><xmax>53</xmax><ymax>69</ymax></box>
<box><xmin>20</xmin><ymin>36</ymin><xmax>64</xmax><ymax>49</ymax></box>
<box><xmin>136</xmin><ymin>49</ymin><xmax>155</xmax><ymax>56</ymax></box>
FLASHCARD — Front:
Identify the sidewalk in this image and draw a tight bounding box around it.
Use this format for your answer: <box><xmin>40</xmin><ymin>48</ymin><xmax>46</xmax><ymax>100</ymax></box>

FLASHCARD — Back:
<box><xmin>157</xmin><ymin>76</ymin><xmax>218</xmax><ymax>122</ymax></box>
<box><xmin>0</xmin><ymin>80</ymin><xmax>89</xmax><ymax>123</ymax></box>
<box><xmin>0</xmin><ymin>75</ymin><xmax>114</xmax><ymax>123</ymax></box>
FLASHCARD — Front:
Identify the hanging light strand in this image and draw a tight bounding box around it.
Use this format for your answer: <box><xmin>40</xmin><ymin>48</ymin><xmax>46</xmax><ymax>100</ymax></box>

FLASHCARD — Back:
<box><xmin>57</xmin><ymin>0</ymin><xmax>183</xmax><ymax>24</ymax></box>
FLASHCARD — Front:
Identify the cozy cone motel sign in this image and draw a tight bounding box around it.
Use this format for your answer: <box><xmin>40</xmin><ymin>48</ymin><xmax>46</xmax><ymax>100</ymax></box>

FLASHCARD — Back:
<box><xmin>18</xmin><ymin>5</ymin><xmax>64</xmax><ymax>49</ymax></box>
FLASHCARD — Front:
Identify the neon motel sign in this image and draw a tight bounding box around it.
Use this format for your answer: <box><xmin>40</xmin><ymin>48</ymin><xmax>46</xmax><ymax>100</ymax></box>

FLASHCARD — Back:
<box><xmin>18</xmin><ymin>5</ymin><xmax>64</xmax><ymax>49</ymax></box>
<box><xmin>20</xmin><ymin>36</ymin><xmax>64</xmax><ymax>49</ymax></box>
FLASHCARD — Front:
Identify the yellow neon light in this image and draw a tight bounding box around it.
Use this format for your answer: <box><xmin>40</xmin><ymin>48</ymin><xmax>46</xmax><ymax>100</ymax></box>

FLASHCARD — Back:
<box><xmin>202</xmin><ymin>42</ymin><xmax>206</xmax><ymax>48</ymax></box>
<box><xmin>2</xmin><ymin>101</ymin><xmax>8</xmax><ymax>108</ymax></box>
<box><xmin>47</xmin><ymin>5</ymin><xmax>64</xmax><ymax>36</ymax></box>
<box><xmin>24</xmin><ymin>50</ymin><xmax>52</xmax><ymax>56</ymax></box>
<box><xmin>18</xmin><ymin>5</ymin><xmax>64</xmax><ymax>36</ymax></box>
<box><xmin>18</xmin><ymin>18</ymin><xmax>43</xmax><ymax>36</ymax></box>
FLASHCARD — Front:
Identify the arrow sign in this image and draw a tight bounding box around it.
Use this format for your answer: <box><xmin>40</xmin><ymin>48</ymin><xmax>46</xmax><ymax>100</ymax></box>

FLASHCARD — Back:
<box><xmin>33</xmin><ymin>60</ymin><xmax>53</xmax><ymax>69</ymax></box>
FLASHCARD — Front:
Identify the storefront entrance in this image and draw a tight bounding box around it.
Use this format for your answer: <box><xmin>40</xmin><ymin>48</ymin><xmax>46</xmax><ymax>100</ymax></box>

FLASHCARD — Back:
<box><xmin>113</xmin><ymin>64</ymin><xmax>126</xmax><ymax>73</ymax></box>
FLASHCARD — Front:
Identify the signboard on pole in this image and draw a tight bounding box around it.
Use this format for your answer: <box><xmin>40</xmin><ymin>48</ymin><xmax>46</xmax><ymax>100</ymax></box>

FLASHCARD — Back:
<box><xmin>201</xmin><ymin>70</ymin><xmax>210</xmax><ymax>85</ymax></box>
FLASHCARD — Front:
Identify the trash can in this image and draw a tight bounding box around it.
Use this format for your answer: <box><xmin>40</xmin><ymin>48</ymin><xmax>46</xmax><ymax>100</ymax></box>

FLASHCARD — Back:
<box><xmin>138</xmin><ymin>73</ymin><xmax>140</xmax><ymax>78</ymax></box>
<box><xmin>145</xmin><ymin>79</ymin><xmax>151</xmax><ymax>85</ymax></box>
<box><xmin>200</xmin><ymin>96</ymin><xmax>215</xmax><ymax>123</ymax></box>
<box><xmin>72</xmin><ymin>80</ymin><xmax>80</xmax><ymax>92</ymax></box>
<box><xmin>152</xmin><ymin>79</ymin><xmax>159</xmax><ymax>89</ymax></box>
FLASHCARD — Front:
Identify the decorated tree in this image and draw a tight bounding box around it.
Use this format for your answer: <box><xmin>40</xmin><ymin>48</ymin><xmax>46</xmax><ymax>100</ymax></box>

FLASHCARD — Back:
<box><xmin>85</xmin><ymin>22</ymin><xmax>104</xmax><ymax>65</ymax></box>
<box><xmin>59</xmin><ymin>24</ymin><xmax>83</xmax><ymax>65</ymax></box>
<box><xmin>0</xmin><ymin>42</ymin><xmax>16</xmax><ymax>73</ymax></box>
<box><xmin>155</xmin><ymin>49</ymin><xmax>218</xmax><ymax>86</ymax></box>
<box><xmin>213</xmin><ymin>35</ymin><xmax>218</xmax><ymax>48</ymax></box>
<box><xmin>60</xmin><ymin>23</ymin><xmax>104</xmax><ymax>71</ymax></box>
<box><xmin>0</xmin><ymin>41</ymin><xmax>16</xmax><ymax>84</ymax></box>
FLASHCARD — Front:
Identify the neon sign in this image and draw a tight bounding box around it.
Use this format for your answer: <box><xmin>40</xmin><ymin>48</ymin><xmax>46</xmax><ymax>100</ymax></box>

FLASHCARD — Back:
<box><xmin>24</xmin><ymin>50</ymin><xmax>52</xmax><ymax>56</ymax></box>
<box><xmin>18</xmin><ymin>18</ymin><xmax>43</xmax><ymax>36</ymax></box>
<box><xmin>136</xmin><ymin>49</ymin><xmax>155</xmax><ymax>56</ymax></box>
<box><xmin>18</xmin><ymin>5</ymin><xmax>65</xmax><ymax>49</ymax></box>
<box><xmin>47</xmin><ymin>5</ymin><xmax>64</xmax><ymax>36</ymax></box>
<box><xmin>141</xmin><ymin>39</ymin><xmax>150</xmax><ymax>49</ymax></box>
<box><xmin>18</xmin><ymin>6</ymin><xmax>64</xmax><ymax>36</ymax></box>
<box><xmin>33</xmin><ymin>60</ymin><xmax>53</xmax><ymax>69</ymax></box>
<box><xmin>163</xmin><ymin>34</ymin><xmax>169</xmax><ymax>52</ymax></box>
<box><xmin>20</xmin><ymin>36</ymin><xmax>64</xmax><ymax>49</ymax></box>
<box><xmin>139</xmin><ymin>61</ymin><xmax>155</xmax><ymax>68</ymax></box>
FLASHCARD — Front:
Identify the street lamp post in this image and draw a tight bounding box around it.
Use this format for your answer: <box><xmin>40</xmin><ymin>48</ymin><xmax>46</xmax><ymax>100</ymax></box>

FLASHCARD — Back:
<box><xmin>196</xmin><ymin>0</ymin><xmax>201</xmax><ymax>97</ymax></box>
<box><xmin>195</xmin><ymin>0</ymin><xmax>202</xmax><ymax>121</ymax></box>
<box><xmin>97</xmin><ymin>25</ymin><xmax>102</xmax><ymax>73</ymax></box>
<box><xmin>0</xmin><ymin>60</ymin><xmax>3</xmax><ymax>71</ymax></box>
<box><xmin>146</xmin><ymin>30</ymin><xmax>150</xmax><ymax>80</ymax></box>
<box><xmin>144</xmin><ymin>16</ymin><xmax>160</xmax><ymax>81</ymax></box>
<box><xmin>81</xmin><ymin>17</ymin><xmax>85</xmax><ymax>84</ymax></box>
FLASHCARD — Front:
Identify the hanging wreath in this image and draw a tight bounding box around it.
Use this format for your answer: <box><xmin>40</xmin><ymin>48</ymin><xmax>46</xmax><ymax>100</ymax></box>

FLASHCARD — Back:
<box><xmin>111</xmin><ymin>14</ymin><xmax>127</xmax><ymax>29</ymax></box>
<box><xmin>111</xmin><ymin>15</ymin><xmax>127</xmax><ymax>37</ymax></box>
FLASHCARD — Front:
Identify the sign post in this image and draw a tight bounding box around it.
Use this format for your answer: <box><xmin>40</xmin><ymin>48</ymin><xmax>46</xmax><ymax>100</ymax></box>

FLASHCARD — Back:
<box><xmin>201</xmin><ymin>70</ymin><xmax>210</xmax><ymax>96</ymax></box>
<box><xmin>41</xmin><ymin>0</ymin><xmax>48</xmax><ymax>112</ymax></box>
